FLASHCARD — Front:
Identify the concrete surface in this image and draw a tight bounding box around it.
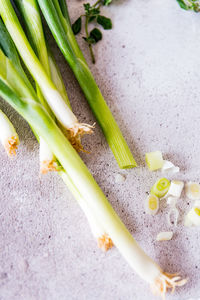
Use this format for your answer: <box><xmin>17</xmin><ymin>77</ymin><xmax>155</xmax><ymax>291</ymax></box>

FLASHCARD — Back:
<box><xmin>0</xmin><ymin>0</ymin><xmax>200</xmax><ymax>299</ymax></box>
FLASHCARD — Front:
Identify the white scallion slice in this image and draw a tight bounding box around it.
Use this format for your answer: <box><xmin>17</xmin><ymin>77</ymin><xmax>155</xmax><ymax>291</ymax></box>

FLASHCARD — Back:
<box><xmin>185</xmin><ymin>182</ymin><xmax>200</xmax><ymax>200</ymax></box>
<box><xmin>145</xmin><ymin>194</ymin><xmax>159</xmax><ymax>215</ymax></box>
<box><xmin>184</xmin><ymin>200</ymin><xmax>200</xmax><ymax>227</ymax></box>
<box><xmin>145</xmin><ymin>151</ymin><xmax>164</xmax><ymax>171</ymax></box>
<box><xmin>151</xmin><ymin>178</ymin><xmax>171</xmax><ymax>198</ymax></box>
<box><xmin>161</xmin><ymin>160</ymin><xmax>180</xmax><ymax>173</ymax></box>
<box><xmin>167</xmin><ymin>180</ymin><xmax>184</xmax><ymax>198</ymax></box>
<box><xmin>167</xmin><ymin>208</ymin><xmax>179</xmax><ymax>227</ymax></box>
<box><xmin>167</xmin><ymin>196</ymin><xmax>178</xmax><ymax>207</ymax></box>
<box><xmin>156</xmin><ymin>231</ymin><xmax>173</xmax><ymax>241</ymax></box>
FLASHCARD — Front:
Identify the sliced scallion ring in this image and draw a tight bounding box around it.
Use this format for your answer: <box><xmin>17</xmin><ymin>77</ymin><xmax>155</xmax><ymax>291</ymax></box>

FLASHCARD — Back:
<box><xmin>145</xmin><ymin>194</ymin><xmax>159</xmax><ymax>215</ymax></box>
<box><xmin>151</xmin><ymin>178</ymin><xmax>171</xmax><ymax>198</ymax></box>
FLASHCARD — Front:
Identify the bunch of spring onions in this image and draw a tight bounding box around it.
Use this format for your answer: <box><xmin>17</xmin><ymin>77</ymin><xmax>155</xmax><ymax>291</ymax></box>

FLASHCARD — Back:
<box><xmin>0</xmin><ymin>0</ymin><xmax>187</xmax><ymax>296</ymax></box>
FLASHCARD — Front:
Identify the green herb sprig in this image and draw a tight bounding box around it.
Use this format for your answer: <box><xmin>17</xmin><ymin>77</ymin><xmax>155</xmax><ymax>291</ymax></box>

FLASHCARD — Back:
<box><xmin>176</xmin><ymin>0</ymin><xmax>200</xmax><ymax>12</ymax></box>
<box><xmin>72</xmin><ymin>0</ymin><xmax>113</xmax><ymax>63</ymax></box>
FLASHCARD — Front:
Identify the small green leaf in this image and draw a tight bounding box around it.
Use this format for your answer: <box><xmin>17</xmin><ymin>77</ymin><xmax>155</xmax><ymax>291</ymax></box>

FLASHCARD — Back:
<box><xmin>84</xmin><ymin>3</ymin><xmax>91</xmax><ymax>13</ymax></box>
<box><xmin>97</xmin><ymin>15</ymin><xmax>112</xmax><ymax>30</ymax></box>
<box><xmin>72</xmin><ymin>17</ymin><xmax>82</xmax><ymax>35</ymax></box>
<box><xmin>103</xmin><ymin>0</ymin><xmax>112</xmax><ymax>5</ymax></box>
<box><xmin>89</xmin><ymin>16</ymin><xmax>96</xmax><ymax>22</ymax></box>
<box><xmin>89</xmin><ymin>28</ymin><xmax>102</xmax><ymax>43</ymax></box>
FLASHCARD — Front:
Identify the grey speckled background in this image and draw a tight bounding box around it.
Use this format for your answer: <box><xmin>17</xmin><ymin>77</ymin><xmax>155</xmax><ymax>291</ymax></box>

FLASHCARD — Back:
<box><xmin>0</xmin><ymin>0</ymin><xmax>200</xmax><ymax>299</ymax></box>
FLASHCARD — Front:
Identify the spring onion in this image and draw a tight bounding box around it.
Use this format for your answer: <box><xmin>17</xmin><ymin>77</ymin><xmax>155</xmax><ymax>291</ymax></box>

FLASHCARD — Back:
<box><xmin>0</xmin><ymin>76</ymin><xmax>186</xmax><ymax>297</ymax></box>
<box><xmin>151</xmin><ymin>178</ymin><xmax>171</xmax><ymax>198</ymax></box>
<box><xmin>0</xmin><ymin>0</ymin><xmax>93</xmax><ymax>145</ymax></box>
<box><xmin>145</xmin><ymin>151</ymin><xmax>164</xmax><ymax>171</ymax></box>
<box><xmin>0</xmin><ymin>108</ymin><xmax>19</xmax><ymax>156</ymax></box>
<box><xmin>167</xmin><ymin>180</ymin><xmax>184</xmax><ymax>198</ymax></box>
<box><xmin>36</xmin><ymin>0</ymin><xmax>137</xmax><ymax>169</ymax></box>
<box><xmin>185</xmin><ymin>182</ymin><xmax>200</xmax><ymax>200</ymax></box>
<box><xmin>145</xmin><ymin>194</ymin><xmax>159</xmax><ymax>215</ymax></box>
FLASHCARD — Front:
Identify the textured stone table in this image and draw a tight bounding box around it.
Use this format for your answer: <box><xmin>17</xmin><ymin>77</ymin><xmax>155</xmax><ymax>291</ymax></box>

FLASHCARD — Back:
<box><xmin>0</xmin><ymin>0</ymin><xmax>200</xmax><ymax>299</ymax></box>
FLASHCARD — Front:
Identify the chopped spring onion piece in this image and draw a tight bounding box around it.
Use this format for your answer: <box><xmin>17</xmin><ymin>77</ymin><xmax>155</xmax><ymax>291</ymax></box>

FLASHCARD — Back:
<box><xmin>161</xmin><ymin>160</ymin><xmax>180</xmax><ymax>174</ymax></box>
<box><xmin>167</xmin><ymin>208</ymin><xmax>179</xmax><ymax>227</ymax></box>
<box><xmin>185</xmin><ymin>182</ymin><xmax>200</xmax><ymax>200</ymax></box>
<box><xmin>0</xmin><ymin>78</ymin><xmax>187</xmax><ymax>297</ymax></box>
<box><xmin>184</xmin><ymin>200</ymin><xmax>200</xmax><ymax>227</ymax></box>
<box><xmin>0</xmin><ymin>109</ymin><xmax>19</xmax><ymax>156</ymax></box>
<box><xmin>151</xmin><ymin>178</ymin><xmax>171</xmax><ymax>198</ymax></box>
<box><xmin>167</xmin><ymin>196</ymin><xmax>178</xmax><ymax>207</ymax></box>
<box><xmin>145</xmin><ymin>194</ymin><xmax>159</xmax><ymax>215</ymax></box>
<box><xmin>167</xmin><ymin>180</ymin><xmax>184</xmax><ymax>198</ymax></box>
<box><xmin>37</xmin><ymin>0</ymin><xmax>137</xmax><ymax>169</ymax></box>
<box><xmin>0</xmin><ymin>0</ymin><xmax>93</xmax><ymax>144</ymax></box>
<box><xmin>156</xmin><ymin>232</ymin><xmax>173</xmax><ymax>241</ymax></box>
<box><xmin>145</xmin><ymin>151</ymin><xmax>164</xmax><ymax>171</ymax></box>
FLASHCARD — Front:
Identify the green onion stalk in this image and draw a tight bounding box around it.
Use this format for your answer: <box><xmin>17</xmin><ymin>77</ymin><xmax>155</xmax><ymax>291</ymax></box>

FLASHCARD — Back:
<box><xmin>0</xmin><ymin>20</ymin><xmax>186</xmax><ymax>298</ymax></box>
<box><xmin>0</xmin><ymin>0</ymin><xmax>94</xmax><ymax>151</ymax></box>
<box><xmin>36</xmin><ymin>0</ymin><xmax>137</xmax><ymax>169</ymax></box>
